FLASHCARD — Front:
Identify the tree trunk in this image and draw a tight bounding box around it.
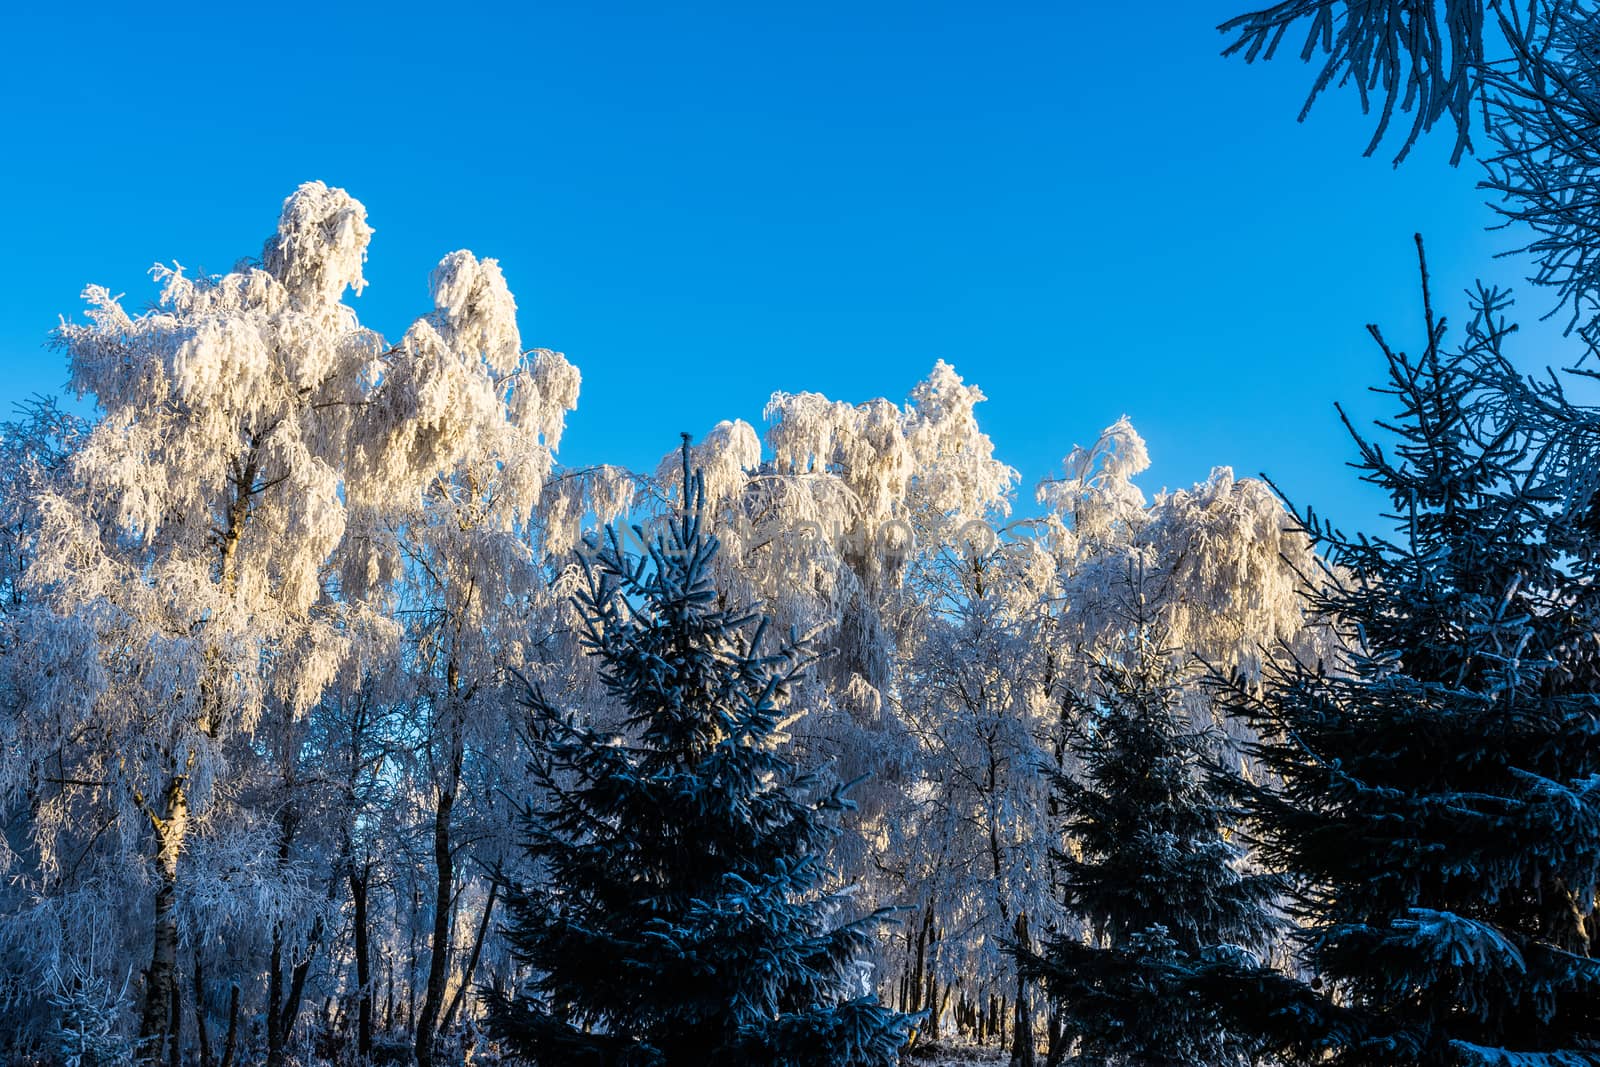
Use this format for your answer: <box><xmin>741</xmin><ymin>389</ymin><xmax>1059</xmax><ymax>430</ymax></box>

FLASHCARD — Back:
<box><xmin>414</xmin><ymin>787</ymin><xmax>455</xmax><ymax>1067</ymax></box>
<box><xmin>921</xmin><ymin>904</ymin><xmax>940</xmax><ymax>1042</ymax></box>
<box><xmin>138</xmin><ymin>776</ymin><xmax>188</xmax><ymax>1066</ymax></box>
<box><xmin>1011</xmin><ymin>912</ymin><xmax>1035</xmax><ymax>1067</ymax></box>
<box><xmin>277</xmin><ymin>811</ymin><xmax>347</xmax><ymax>1054</ymax></box>
<box><xmin>352</xmin><ymin>867</ymin><xmax>373</xmax><ymax>1056</ymax></box>
<box><xmin>266</xmin><ymin>920</ymin><xmax>286</xmax><ymax>1067</ymax></box>
<box><xmin>266</xmin><ymin>804</ymin><xmax>295</xmax><ymax>1067</ymax></box>
<box><xmin>1045</xmin><ymin>1007</ymin><xmax>1068</xmax><ymax>1067</ymax></box>
<box><xmin>407</xmin><ymin>913</ymin><xmax>417</xmax><ymax>1033</ymax></box>
<box><xmin>279</xmin><ymin>913</ymin><xmax>324</xmax><ymax>1052</ymax></box>
<box><xmin>194</xmin><ymin>958</ymin><xmax>213</xmax><ymax>1067</ymax></box>
<box><xmin>166</xmin><ymin>974</ymin><xmax>182</xmax><ymax>1067</ymax></box>
<box><xmin>910</xmin><ymin>905</ymin><xmax>928</xmax><ymax>1017</ymax></box>
<box><xmin>439</xmin><ymin>878</ymin><xmax>497</xmax><ymax>1035</ymax></box>
<box><xmin>219</xmin><ymin>984</ymin><xmax>239</xmax><ymax>1067</ymax></box>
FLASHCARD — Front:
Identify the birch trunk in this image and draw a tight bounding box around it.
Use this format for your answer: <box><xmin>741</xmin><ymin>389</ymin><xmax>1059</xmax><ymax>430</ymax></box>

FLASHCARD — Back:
<box><xmin>1010</xmin><ymin>911</ymin><xmax>1035</xmax><ymax>1067</ymax></box>
<box><xmin>439</xmin><ymin>878</ymin><xmax>497</xmax><ymax>1035</ymax></box>
<box><xmin>137</xmin><ymin>775</ymin><xmax>188</xmax><ymax>1065</ymax></box>
<box><xmin>352</xmin><ymin>867</ymin><xmax>373</xmax><ymax>1056</ymax></box>
<box><xmin>413</xmin><ymin>786</ymin><xmax>455</xmax><ymax>1067</ymax></box>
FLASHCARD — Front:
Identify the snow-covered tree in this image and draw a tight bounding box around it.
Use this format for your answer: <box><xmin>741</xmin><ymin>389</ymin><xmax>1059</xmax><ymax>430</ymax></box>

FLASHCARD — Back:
<box><xmin>0</xmin><ymin>400</ymin><xmax>104</xmax><ymax>1059</ymax></box>
<box><xmin>0</xmin><ymin>182</ymin><xmax>567</xmax><ymax>1065</ymax></box>
<box><xmin>1215</xmin><ymin>246</ymin><xmax>1600</xmax><ymax>1065</ymax></box>
<box><xmin>486</xmin><ymin>444</ymin><xmax>915</xmax><ymax>1066</ymax></box>
<box><xmin>1035</xmin><ymin>415</ymin><xmax>1325</xmax><ymax>702</ymax></box>
<box><xmin>1016</xmin><ymin>599</ymin><xmax>1281</xmax><ymax>1067</ymax></box>
<box><xmin>888</xmin><ymin>531</ymin><xmax>1060</xmax><ymax>1063</ymax></box>
<box><xmin>0</xmin><ymin>170</ymin><xmax>1360</xmax><ymax>1066</ymax></box>
<box><xmin>365</xmin><ymin>248</ymin><xmax>580</xmax><ymax>1067</ymax></box>
<box><xmin>654</xmin><ymin>380</ymin><xmax>1322</xmax><ymax>1057</ymax></box>
<box><xmin>636</xmin><ymin>366</ymin><xmax>1018</xmax><ymax>956</ymax></box>
<box><xmin>643</xmin><ymin>369</ymin><xmax>1037</xmax><ymax>1041</ymax></box>
<box><xmin>0</xmin><ymin>397</ymin><xmax>86</xmax><ymax>617</ymax></box>
<box><xmin>665</xmin><ymin>360</ymin><xmax>1019</xmax><ymax>713</ymax></box>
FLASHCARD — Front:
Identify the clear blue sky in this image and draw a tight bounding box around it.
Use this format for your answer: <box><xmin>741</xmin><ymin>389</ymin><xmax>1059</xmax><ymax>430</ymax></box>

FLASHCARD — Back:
<box><xmin>0</xmin><ymin>1</ymin><xmax>1576</xmax><ymax>533</ymax></box>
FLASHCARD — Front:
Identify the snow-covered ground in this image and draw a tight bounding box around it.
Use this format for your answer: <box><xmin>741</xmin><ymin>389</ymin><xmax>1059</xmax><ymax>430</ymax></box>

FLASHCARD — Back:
<box><xmin>903</xmin><ymin>1043</ymin><xmax>1008</xmax><ymax>1066</ymax></box>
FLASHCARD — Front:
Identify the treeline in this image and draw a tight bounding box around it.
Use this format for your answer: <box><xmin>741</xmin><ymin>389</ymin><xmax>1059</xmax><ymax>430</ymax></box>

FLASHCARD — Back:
<box><xmin>8</xmin><ymin>1</ymin><xmax>1600</xmax><ymax>1064</ymax></box>
<box><xmin>0</xmin><ymin>177</ymin><xmax>1322</xmax><ymax>1066</ymax></box>
<box><xmin>6</xmin><ymin>182</ymin><xmax>1599</xmax><ymax>1067</ymax></box>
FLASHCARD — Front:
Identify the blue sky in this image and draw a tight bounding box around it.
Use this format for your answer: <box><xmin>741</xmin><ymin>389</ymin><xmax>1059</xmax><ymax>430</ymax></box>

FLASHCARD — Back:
<box><xmin>0</xmin><ymin>2</ymin><xmax>1575</xmax><ymax>533</ymax></box>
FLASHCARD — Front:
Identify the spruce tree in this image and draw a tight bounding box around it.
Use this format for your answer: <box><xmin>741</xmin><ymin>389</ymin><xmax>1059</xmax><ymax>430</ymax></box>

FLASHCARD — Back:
<box><xmin>1015</xmin><ymin>603</ymin><xmax>1282</xmax><ymax>1067</ymax></box>
<box><xmin>1213</xmin><ymin>245</ymin><xmax>1600</xmax><ymax>1065</ymax></box>
<box><xmin>485</xmin><ymin>441</ymin><xmax>914</xmax><ymax>1066</ymax></box>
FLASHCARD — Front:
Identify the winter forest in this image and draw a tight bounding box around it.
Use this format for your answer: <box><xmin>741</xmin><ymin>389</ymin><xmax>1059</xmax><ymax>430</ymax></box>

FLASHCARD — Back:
<box><xmin>7</xmin><ymin>2</ymin><xmax>1600</xmax><ymax>1066</ymax></box>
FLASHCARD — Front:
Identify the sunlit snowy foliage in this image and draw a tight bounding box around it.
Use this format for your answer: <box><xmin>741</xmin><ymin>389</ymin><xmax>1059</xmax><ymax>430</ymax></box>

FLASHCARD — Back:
<box><xmin>10</xmin><ymin>157</ymin><xmax>1589</xmax><ymax>1067</ymax></box>
<box><xmin>0</xmin><ymin>183</ymin><xmax>1334</xmax><ymax>1062</ymax></box>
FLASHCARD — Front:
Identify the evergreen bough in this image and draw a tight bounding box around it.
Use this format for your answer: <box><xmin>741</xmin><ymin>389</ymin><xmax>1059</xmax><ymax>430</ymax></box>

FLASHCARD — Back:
<box><xmin>1016</xmin><ymin>608</ymin><xmax>1282</xmax><ymax>1066</ymax></box>
<box><xmin>1213</xmin><ymin>243</ymin><xmax>1600</xmax><ymax>1065</ymax></box>
<box><xmin>485</xmin><ymin>443</ymin><xmax>914</xmax><ymax>1066</ymax></box>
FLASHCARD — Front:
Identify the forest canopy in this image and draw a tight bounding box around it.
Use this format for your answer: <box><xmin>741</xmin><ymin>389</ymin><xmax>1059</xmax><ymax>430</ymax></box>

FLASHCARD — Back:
<box><xmin>6</xmin><ymin>2</ymin><xmax>1600</xmax><ymax>1065</ymax></box>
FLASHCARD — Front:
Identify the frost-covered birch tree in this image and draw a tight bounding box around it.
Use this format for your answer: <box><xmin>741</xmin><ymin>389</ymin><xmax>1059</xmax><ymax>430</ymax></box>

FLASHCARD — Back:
<box><xmin>1034</xmin><ymin>415</ymin><xmax>1326</xmax><ymax>720</ymax></box>
<box><xmin>640</xmin><ymin>376</ymin><xmax>1321</xmax><ymax>1057</ymax></box>
<box><xmin>0</xmin><ymin>168</ymin><xmax>1359</xmax><ymax>1067</ymax></box>
<box><xmin>373</xmin><ymin>250</ymin><xmax>580</xmax><ymax>1067</ymax></box>
<box><xmin>642</xmin><ymin>363</ymin><xmax>1018</xmax><ymax>877</ymax></box>
<box><xmin>891</xmin><ymin>534</ymin><xmax>1060</xmax><ymax>1063</ymax></box>
<box><xmin>0</xmin><ymin>182</ymin><xmax>570</xmax><ymax>1065</ymax></box>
